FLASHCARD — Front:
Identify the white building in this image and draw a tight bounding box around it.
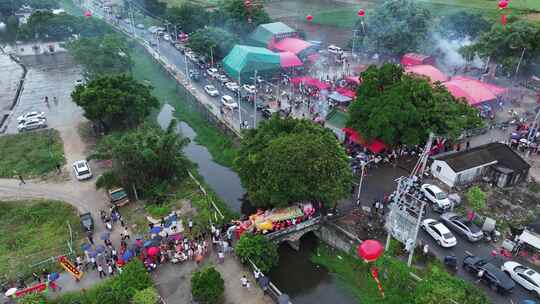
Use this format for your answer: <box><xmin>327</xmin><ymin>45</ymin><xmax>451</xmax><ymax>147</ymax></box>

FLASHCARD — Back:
<box><xmin>430</xmin><ymin>143</ymin><xmax>529</xmax><ymax>188</ymax></box>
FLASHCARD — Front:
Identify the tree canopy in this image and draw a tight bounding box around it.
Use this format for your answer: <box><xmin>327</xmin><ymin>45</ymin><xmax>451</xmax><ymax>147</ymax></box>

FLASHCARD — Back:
<box><xmin>187</xmin><ymin>27</ymin><xmax>239</xmax><ymax>60</ymax></box>
<box><xmin>91</xmin><ymin>123</ymin><xmax>191</xmax><ymax>202</ymax></box>
<box><xmin>166</xmin><ymin>3</ymin><xmax>209</xmax><ymax>34</ymax></box>
<box><xmin>0</xmin><ymin>0</ymin><xmax>58</xmax><ymax>17</ymax></box>
<box><xmin>191</xmin><ymin>266</ymin><xmax>225</xmax><ymax>304</ymax></box>
<box><xmin>437</xmin><ymin>11</ymin><xmax>490</xmax><ymax>41</ymax></box>
<box><xmin>71</xmin><ymin>74</ymin><xmax>159</xmax><ymax>131</ymax></box>
<box><xmin>359</xmin><ymin>0</ymin><xmax>432</xmax><ymax>58</ymax></box>
<box><xmin>236</xmin><ymin>117</ymin><xmax>352</xmax><ymax>208</ymax></box>
<box><xmin>214</xmin><ymin>0</ymin><xmax>271</xmax><ymax>36</ymax></box>
<box><xmin>460</xmin><ymin>19</ymin><xmax>540</xmax><ymax>74</ymax></box>
<box><xmin>347</xmin><ymin>64</ymin><xmax>482</xmax><ymax>146</ymax></box>
<box><xmin>235</xmin><ymin>234</ymin><xmax>279</xmax><ymax>273</ymax></box>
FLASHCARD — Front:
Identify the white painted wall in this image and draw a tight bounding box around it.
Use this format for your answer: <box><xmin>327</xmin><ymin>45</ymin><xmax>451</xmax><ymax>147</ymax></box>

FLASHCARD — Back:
<box><xmin>431</xmin><ymin>160</ymin><xmax>457</xmax><ymax>187</ymax></box>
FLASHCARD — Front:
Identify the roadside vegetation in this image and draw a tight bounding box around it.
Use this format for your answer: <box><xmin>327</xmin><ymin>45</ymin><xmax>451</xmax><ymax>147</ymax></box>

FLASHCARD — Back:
<box><xmin>191</xmin><ymin>266</ymin><xmax>225</xmax><ymax>304</ymax></box>
<box><xmin>0</xmin><ymin>129</ymin><xmax>65</xmax><ymax>178</ymax></box>
<box><xmin>0</xmin><ymin>200</ymin><xmax>81</xmax><ymax>280</ymax></box>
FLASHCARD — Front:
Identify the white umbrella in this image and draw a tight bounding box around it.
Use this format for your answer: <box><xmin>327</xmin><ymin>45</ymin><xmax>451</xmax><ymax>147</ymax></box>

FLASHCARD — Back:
<box><xmin>4</xmin><ymin>287</ymin><xmax>17</xmax><ymax>297</ymax></box>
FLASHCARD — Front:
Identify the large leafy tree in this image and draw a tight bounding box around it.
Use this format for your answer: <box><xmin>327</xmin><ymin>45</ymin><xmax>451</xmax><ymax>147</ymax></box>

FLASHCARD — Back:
<box><xmin>236</xmin><ymin>117</ymin><xmax>352</xmax><ymax>208</ymax></box>
<box><xmin>235</xmin><ymin>234</ymin><xmax>279</xmax><ymax>273</ymax></box>
<box><xmin>187</xmin><ymin>27</ymin><xmax>239</xmax><ymax>60</ymax></box>
<box><xmin>91</xmin><ymin>123</ymin><xmax>191</xmax><ymax>202</ymax></box>
<box><xmin>166</xmin><ymin>3</ymin><xmax>209</xmax><ymax>34</ymax></box>
<box><xmin>0</xmin><ymin>0</ymin><xmax>58</xmax><ymax>17</ymax></box>
<box><xmin>134</xmin><ymin>0</ymin><xmax>166</xmax><ymax>18</ymax></box>
<box><xmin>437</xmin><ymin>11</ymin><xmax>490</xmax><ymax>41</ymax></box>
<box><xmin>347</xmin><ymin>64</ymin><xmax>482</xmax><ymax>146</ymax></box>
<box><xmin>71</xmin><ymin>75</ymin><xmax>159</xmax><ymax>131</ymax></box>
<box><xmin>191</xmin><ymin>266</ymin><xmax>225</xmax><ymax>304</ymax></box>
<box><xmin>214</xmin><ymin>0</ymin><xmax>271</xmax><ymax>36</ymax></box>
<box><xmin>460</xmin><ymin>19</ymin><xmax>540</xmax><ymax>74</ymax></box>
<box><xmin>358</xmin><ymin>0</ymin><xmax>432</xmax><ymax>58</ymax></box>
<box><xmin>66</xmin><ymin>34</ymin><xmax>133</xmax><ymax>79</ymax></box>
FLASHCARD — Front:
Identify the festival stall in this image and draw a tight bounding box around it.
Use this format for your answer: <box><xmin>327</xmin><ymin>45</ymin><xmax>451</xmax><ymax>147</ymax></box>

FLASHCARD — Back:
<box><xmin>405</xmin><ymin>64</ymin><xmax>449</xmax><ymax>83</ymax></box>
<box><xmin>236</xmin><ymin>203</ymin><xmax>316</xmax><ymax>236</ymax></box>
<box><xmin>443</xmin><ymin>76</ymin><xmax>508</xmax><ymax>107</ymax></box>
<box><xmin>400</xmin><ymin>53</ymin><xmax>435</xmax><ymax>66</ymax></box>
<box><xmin>342</xmin><ymin>128</ymin><xmax>387</xmax><ymax>154</ymax></box>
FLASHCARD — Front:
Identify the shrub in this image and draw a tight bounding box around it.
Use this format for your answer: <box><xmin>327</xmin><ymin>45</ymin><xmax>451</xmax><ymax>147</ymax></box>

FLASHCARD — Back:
<box><xmin>465</xmin><ymin>186</ymin><xmax>487</xmax><ymax>212</ymax></box>
<box><xmin>18</xmin><ymin>293</ymin><xmax>48</xmax><ymax>304</ymax></box>
<box><xmin>235</xmin><ymin>234</ymin><xmax>279</xmax><ymax>273</ymax></box>
<box><xmin>133</xmin><ymin>287</ymin><xmax>160</xmax><ymax>304</ymax></box>
<box><xmin>112</xmin><ymin>259</ymin><xmax>153</xmax><ymax>300</ymax></box>
<box><xmin>191</xmin><ymin>266</ymin><xmax>225</xmax><ymax>304</ymax></box>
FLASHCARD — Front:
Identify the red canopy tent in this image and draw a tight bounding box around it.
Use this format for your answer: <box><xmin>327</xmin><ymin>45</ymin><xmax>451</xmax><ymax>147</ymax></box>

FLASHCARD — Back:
<box><xmin>271</xmin><ymin>38</ymin><xmax>313</xmax><ymax>55</ymax></box>
<box><xmin>405</xmin><ymin>65</ymin><xmax>448</xmax><ymax>83</ymax></box>
<box><xmin>291</xmin><ymin>76</ymin><xmax>330</xmax><ymax>90</ymax></box>
<box><xmin>443</xmin><ymin>76</ymin><xmax>508</xmax><ymax>107</ymax></box>
<box><xmin>400</xmin><ymin>53</ymin><xmax>434</xmax><ymax>67</ymax></box>
<box><xmin>342</xmin><ymin>128</ymin><xmax>387</xmax><ymax>153</ymax></box>
<box><xmin>278</xmin><ymin>51</ymin><xmax>303</xmax><ymax>68</ymax></box>
<box><xmin>345</xmin><ymin>76</ymin><xmax>362</xmax><ymax>86</ymax></box>
<box><xmin>336</xmin><ymin>87</ymin><xmax>356</xmax><ymax>98</ymax></box>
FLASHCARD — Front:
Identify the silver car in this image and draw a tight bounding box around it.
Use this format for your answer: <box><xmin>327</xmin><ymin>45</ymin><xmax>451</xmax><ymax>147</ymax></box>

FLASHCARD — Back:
<box><xmin>17</xmin><ymin>118</ymin><xmax>47</xmax><ymax>132</ymax></box>
<box><xmin>440</xmin><ymin>212</ymin><xmax>483</xmax><ymax>242</ymax></box>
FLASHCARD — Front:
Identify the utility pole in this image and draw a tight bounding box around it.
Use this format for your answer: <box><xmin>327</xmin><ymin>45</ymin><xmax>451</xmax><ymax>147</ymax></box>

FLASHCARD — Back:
<box><xmin>515</xmin><ymin>48</ymin><xmax>526</xmax><ymax>77</ymax></box>
<box><xmin>253</xmin><ymin>70</ymin><xmax>258</xmax><ymax>128</ymax></box>
<box><xmin>238</xmin><ymin>74</ymin><xmax>242</xmax><ymax>131</ymax></box>
<box><xmin>356</xmin><ymin>158</ymin><xmax>376</xmax><ymax>206</ymax></box>
<box><xmin>407</xmin><ymin>199</ymin><xmax>426</xmax><ymax>267</ymax></box>
<box><xmin>210</xmin><ymin>47</ymin><xmax>214</xmax><ymax>68</ymax></box>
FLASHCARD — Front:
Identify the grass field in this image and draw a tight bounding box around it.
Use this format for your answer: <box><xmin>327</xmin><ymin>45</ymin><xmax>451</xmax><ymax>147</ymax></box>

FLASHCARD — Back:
<box><xmin>0</xmin><ymin>129</ymin><xmax>65</xmax><ymax>178</ymax></box>
<box><xmin>160</xmin><ymin>0</ymin><xmax>219</xmax><ymax>8</ymax></box>
<box><xmin>0</xmin><ymin>200</ymin><xmax>82</xmax><ymax>280</ymax></box>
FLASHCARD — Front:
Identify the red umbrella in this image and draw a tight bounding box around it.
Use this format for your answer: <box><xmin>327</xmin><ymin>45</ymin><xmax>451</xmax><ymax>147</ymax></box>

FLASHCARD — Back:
<box><xmin>84</xmin><ymin>10</ymin><xmax>92</xmax><ymax>17</ymax></box>
<box><xmin>357</xmin><ymin>240</ymin><xmax>384</xmax><ymax>262</ymax></box>
<box><xmin>147</xmin><ymin>246</ymin><xmax>160</xmax><ymax>257</ymax></box>
<box><xmin>357</xmin><ymin>9</ymin><xmax>366</xmax><ymax>17</ymax></box>
<box><xmin>306</xmin><ymin>15</ymin><xmax>313</xmax><ymax>22</ymax></box>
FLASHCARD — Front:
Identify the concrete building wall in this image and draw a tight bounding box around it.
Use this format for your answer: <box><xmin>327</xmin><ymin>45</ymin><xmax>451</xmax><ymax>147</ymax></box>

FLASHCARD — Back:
<box><xmin>315</xmin><ymin>221</ymin><xmax>362</xmax><ymax>253</ymax></box>
<box><xmin>431</xmin><ymin>160</ymin><xmax>457</xmax><ymax>187</ymax></box>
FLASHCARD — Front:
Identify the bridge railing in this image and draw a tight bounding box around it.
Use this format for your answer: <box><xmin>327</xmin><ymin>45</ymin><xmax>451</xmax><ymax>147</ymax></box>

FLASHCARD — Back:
<box><xmin>265</xmin><ymin>216</ymin><xmax>322</xmax><ymax>240</ymax></box>
<box><xmin>247</xmin><ymin>259</ymin><xmax>292</xmax><ymax>304</ymax></box>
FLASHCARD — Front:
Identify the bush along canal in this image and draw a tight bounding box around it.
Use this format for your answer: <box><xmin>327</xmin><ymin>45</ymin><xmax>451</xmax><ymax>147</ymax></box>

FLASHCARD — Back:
<box><xmin>133</xmin><ymin>43</ymin><xmax>358</xmax><ymax>304</ymax></box>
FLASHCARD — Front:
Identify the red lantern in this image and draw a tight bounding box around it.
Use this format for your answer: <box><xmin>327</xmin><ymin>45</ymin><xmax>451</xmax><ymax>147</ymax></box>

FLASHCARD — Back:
<box><xmin>501</xmin><ymin>14</ymin><xmax>507</xmax><ymax>26</ymax></box>
<box><xmin>357</xmin><ymin>9</ymin><xmax>365</xmax><ymax>17</ymax></box>
<box><xmin>357</xmin><ymin>240</ymin><xmax>384</xmax><ymax>262</ymax></box>
<box><xmin>498</xmin><ymin>0</ymin><xmax>508</xmax><ymax>9</ymax></box>
<box><xmin>84</xmin><ymin>10</ymin><xmax>92</xmax><ymax>17</ymax></box>
<box><xmin>306</xmin><ymin>15</ymin><xmax>313</xmax><ymax>22</ymax></box>
<box><xmin>244</xmin><ymin>0</ymin><xmax>251</xmax><ymax>7</ymax></box>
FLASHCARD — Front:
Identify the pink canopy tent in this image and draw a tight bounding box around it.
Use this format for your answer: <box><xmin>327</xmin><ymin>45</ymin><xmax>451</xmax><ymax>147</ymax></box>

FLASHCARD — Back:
<box><xmin>444</xmin><ymin>76</ymin><xmax>508</xmax><ymax>106</ymax></box>
<box><xmin>336</xmin><ymin>87</ymin><xmax>356</xmax><ymax>98</ymax></box>
<box><xmin>278</xmin><ymin>51</ymin><xmax>303</xmax><ymax>68</ymax></box>
<box><xmin>345</xmin><ymin>76</ymin><xmax>362</xmax><ymax>86</ymax></box>
<box><xmin>342</xmin><ymin>128</ymin><xmax>387</xmax><ymax>153</ymax></box>
<box><xmin>271</xmin><ymin>38</ymin><xmax>313</xmax><ymax>55</ymax></box>
<box><xmin>405</xmin><ymin>65</ymin><xmax>449</xmax><ymax>83</ymax></box>
<box><xmin>291</xmin><ymin>76</ymin><xmax>330</xmax><ymax>90</ymax></box>
<box><xmin>400</xmin><ymin>53</ymin><xmax>435</xmax><ymax>66</ymax></box>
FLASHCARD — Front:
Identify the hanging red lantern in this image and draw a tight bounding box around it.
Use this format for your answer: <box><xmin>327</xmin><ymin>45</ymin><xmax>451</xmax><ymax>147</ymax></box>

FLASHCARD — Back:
<box><xmin>244</xmin><ymin>0</ymin><xmax>251</xmax><ymax>7</ymax></box>
<box><xmin>357</xmin><ymin>9</ymin><xmax>366</xmax><ymax>17</ymax></box>
<box><xmin>306</xmin><ymin>15</ymin><xmax>313</xmax><ymax>22</ymax></box>
<box><xmin>498</xmin><ymin>0</ymin><xmax>508</xmax><ymax>9</ymax></box>
<box><xmin>84</xmin><ymin>10</ymin><xmax>92</xmax><ymax>17</ymax></box>
<box><xmin>501</xmin><ymin>14</ymin><xmax>507</xmax><ymax>26</ymax></box>
<box><xmin>357</xmin><ymin>240</ymin><xmax>384</xmax><ymax>262</ymax></box>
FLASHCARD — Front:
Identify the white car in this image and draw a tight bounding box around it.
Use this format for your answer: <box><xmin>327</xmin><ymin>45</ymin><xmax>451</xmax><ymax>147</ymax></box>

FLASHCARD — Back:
<box><xmin>225</xmin><ymin>82</ymin><xmax>240</xmax><ymax>92</ymax></box>
<box><xmin>242</xmin><ymin>84</ymin><xmax>257</xmax><ymax>94</ymax></box>
<box><xmin>136</xmin><ymin>23</ymin><xmax>144</xmax><ymax>29</ymax></box>
<box><xmin>327</xmin><ymin>44</ymin><xmax>343</xmax><ymax>55</ymax></box>
<box><xmin>217</xmin><ymin>74</ymin><xmax>229</xmax><ymax>84</ymax></box>
<box><xmin>501</xmin><ymin>261</ymin><xmax>540</xmax><ymax>297</ymax></box>
<box><xmin>206</xmin><ymin>68</ymin><xmax>219</xmax><ymax>77</ymax></box>
<box><xmin>204</xmin><ymin>85</ymin><xmax>219</xmax><ymax>97</ymax></box>
<box><xmin>421</xmin><ymin>184</ymin><xmax>452</xmax><ymax>210</ymax></box>
<box><xmin>17</xmin><ymin>118</ymin><xmax>47</xmax><ymax>132</ymax></box>
<box><xmin>17</xmin><ymin>111</ymin><xmax>45</xmax><ymax>123</ymax></box>
<box><xmin>421</xmin><ymin>218</ymin><xmax>457</xmax><ymax>247</ymax></box>
<box><xmin>163</xmin><ymin>34</ymin><xmax>170</xmax><ymax>41</ymax></box>
<box><xmin>72</xmin><ymin>160</ymin><xmax>92</xmax><ymax>180</ymax></box>
<box><xmin>221</xmin><ymin>95</ymin><xmax>238</xmax><ymax>110</ymax></box>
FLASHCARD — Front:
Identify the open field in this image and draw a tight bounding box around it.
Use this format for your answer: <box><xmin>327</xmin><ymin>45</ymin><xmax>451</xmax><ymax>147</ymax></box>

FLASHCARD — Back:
<box><xmin>160</xmin><ymin>0</ymin><xmax>219</xmax><ymax>8</ymax></box>
<box><xmin>0</xmin><ymin>129</ymin><xmax>65</xmax><ymax>178</ymax></box>
<box><xmin>0</xmin><ymin>200</ymin><xmax>82</xmax><ymax>280</ymax></box>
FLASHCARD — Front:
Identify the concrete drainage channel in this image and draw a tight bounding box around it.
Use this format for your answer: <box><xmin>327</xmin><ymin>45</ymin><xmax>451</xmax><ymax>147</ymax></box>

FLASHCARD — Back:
<box><xmin>0</xmin><ymin>49</ymin><xmax>27</xmax><ymax>134</ymax></box>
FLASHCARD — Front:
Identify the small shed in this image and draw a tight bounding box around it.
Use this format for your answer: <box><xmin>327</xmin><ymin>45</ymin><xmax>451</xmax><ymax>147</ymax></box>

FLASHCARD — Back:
<box><xmin>400</xmin><ymin>53</ymin><xmax>435</xmax><ymax>66</ymax></box>
<box><xmin>431</xmin><ymin>143</ymin><xmax>530</xmax><ymax>188</ymax></box>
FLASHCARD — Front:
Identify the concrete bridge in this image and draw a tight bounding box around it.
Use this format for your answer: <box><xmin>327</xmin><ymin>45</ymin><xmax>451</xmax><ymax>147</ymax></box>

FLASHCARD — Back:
<box><xmin>265</xmin><ymin>216</ymin><xmax>362</xmax><ymax>252</ymax></box>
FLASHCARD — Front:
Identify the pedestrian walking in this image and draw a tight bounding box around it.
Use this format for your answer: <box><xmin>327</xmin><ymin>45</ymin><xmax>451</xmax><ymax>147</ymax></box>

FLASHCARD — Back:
<box><xmin>240</xmin><ymin>275</ymin><xmax>248</xmax><ymax>288</ymax></box>
<box><xmin>56</xmin><ymin>163</ymin><xmax>62</xmax><ymax>174</ymax></box>
<box><xmin>97</xmin><ymin>264</ymin><xmax>106</xmax><ymax>278</ymax></box>
<box><xmin>107</xmin><ymin>263</ymin><xmax>114</xmax><ymax>276</ymax></box>
<box><xmin>217</xmin><ymin>251</ymin><xmax>224</xmax><ymax>264</ymax></box>
<box><xmin>18</xmin><ymin>174</ymin><xmax>25</xmax><ymax>185</ymax></box>
<box><xmin>188</xmin><ymin>218</ymin><xmax>193</xmax><ymax>233</ymax></box>
<box><xmin>90</xmin><ymin>256</ymin><xmax>97</xmax><ymax>270</ymax></box>
<box><xmin>123</xmin><ymin>227</ymin><xmax>130</xmax><ymax>240</ymax></box>
<box><xmin>86</xmin><ymin>231</ymin><xmax>94</xmax><ymax>245</ymax></box>
<box><xmin>476</xmin><ymin>269</ymin><xmax>484</xmax><ymax>283</ymax></box>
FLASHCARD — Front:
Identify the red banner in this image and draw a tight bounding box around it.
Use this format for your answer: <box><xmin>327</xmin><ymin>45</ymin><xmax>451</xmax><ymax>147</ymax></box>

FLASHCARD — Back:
<box><xmin>58</xmin><ymin>256</ymin><xmax>83</xmax><ymax>280</ymax></box>
<box><xmin>15</xmin><ymin>283</ymin><xmax>47</xmax><ymax>297</ymax></box>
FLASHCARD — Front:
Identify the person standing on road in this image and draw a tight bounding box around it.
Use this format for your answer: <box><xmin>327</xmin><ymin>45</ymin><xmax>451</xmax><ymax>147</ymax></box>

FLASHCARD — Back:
<box><xmin>97</xmin><ymin>264</ymin><xmax>106</xmax><ymax>278</ymax></box>
<box><xmin>241</xmin><ymin>275</ymin><xmax>248</xmax><ymax>288</ymax></box>
<box><xmin>17</xmin><ymin>174</ymin><xmax>26</xmax><ymax>185</ymax></box>
<box><xmin>86</xmin><ymin>231</ymin><xmax>94</xmax><ymax>245</ymax></box>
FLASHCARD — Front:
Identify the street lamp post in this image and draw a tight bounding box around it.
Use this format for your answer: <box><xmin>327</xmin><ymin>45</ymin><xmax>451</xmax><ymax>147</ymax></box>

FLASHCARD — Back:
<box><xmin>253</xmin><ymin>70</ymin><xmax>258</xmax><ymax>128</ymax></box>
<box><xmin>356</xmin><ymin>158</ymin><xmax>377</xmax><ymax>206</ymax></box>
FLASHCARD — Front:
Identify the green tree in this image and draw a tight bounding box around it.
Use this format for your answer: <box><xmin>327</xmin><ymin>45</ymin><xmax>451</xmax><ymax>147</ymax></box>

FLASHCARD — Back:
<box><xmin>135</xmin><ymin>0</ymin><xmax>166</xmax><ymax>17</ymax></box>
<box><xmin>236</xmin><ymin>117</ymin><xmax>352</xmax><ymax>208</ymax></box>
<box><xmin>112</xmin><ymin>259</ymin><xmax>153</xmax><ymax>301</ymax></box>
<box><xmin>187</xmin><ymin>27</ymin><xmax>239</xmax><ymax>60</ymax></box>
<box><xmin>191</xmin><ymin>266</ymin><xmax>225</xmax><ymax>304</ymax></box>
<box><xmin>235</xmin><ymin>234</ymin><xmax>279</xmax><ymax>272</ymax></box>
<box><xmin>437</xmin><ymin>11</ymin><xmax>490</xmax><ymax>41</ymax></box>
<box><xmin>460</xmin><ymin>19</ymin><xmax>540</xmax><ymax>74</ymax></box>
<box><xmin>65</xmin><ymin>34</ymin><xmax>133</xmax><ymax>79</ymax></box>
<box><xmin>166</xmin><ymin>3</ymin><xmax>209</xmax><ymax>34</ymax></box>
<box><xmin>91</xmin><ymin>123</ymin><xmax>191</xmax><ymax>202</ymax></box>
<box><xmin>71</xmin><ymin>74</ymin><xmax>159</xmax><ymax>131</ymax></box>
<box><xmin>347</xmin><ymin>64</ymin><xmax>482</xmax><ymax>146</ymax></box>
<box><xmin>465</xmin><ymin>186</ymin><xmax>487</xmax><ymax>212</ymax></box>
<box><xmin>214</xmin><ymin>0</ymin><xmax>271</xmax><ymax>36</ymax></box>
<box><xmin>0</xmin><ymin>15</ymin><xmax>20</xmax><ymax>42</ymax></box>
<box><xmin>133</xmin><ymin>287</ymin><xmax>160</xmax><ymax>304</ymax></box>
<box><xmin>358</xmin><ymin>0</ymin><xmax>432</xmax><ymax>58</ymax></box>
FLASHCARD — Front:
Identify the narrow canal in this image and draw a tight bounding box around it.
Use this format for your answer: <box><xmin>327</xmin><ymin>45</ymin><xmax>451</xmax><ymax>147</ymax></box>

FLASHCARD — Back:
<box><xmin>157</xmin><ymin>104</ymin><xmax>357</xmax><ymax>304</ymax></box>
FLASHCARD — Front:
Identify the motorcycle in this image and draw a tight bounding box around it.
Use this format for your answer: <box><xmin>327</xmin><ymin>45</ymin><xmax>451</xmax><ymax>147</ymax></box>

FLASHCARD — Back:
<box><xmin>443</xmin><ymin>254</ymin><xmax>458</xmax><ymax>272</ymax></box>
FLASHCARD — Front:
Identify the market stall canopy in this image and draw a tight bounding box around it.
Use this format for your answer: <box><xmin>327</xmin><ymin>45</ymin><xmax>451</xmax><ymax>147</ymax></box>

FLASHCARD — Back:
<box><xmin>400</xmin><ymin>53</ymin><xmax>435</xmax><ymax>66</ymax></box>
<box><xmin>405</xmin><ymin>64</ymin><xmax>449</xmax><ymax>83</ymax></box>
<box><xmin>345</xmin><ymin>76</ymin><xmax>361</xmax><ymax>86</ymax></box>
<box><xmin>291</xmin><ymin>76</ymin><xmax>330</xmax><ymax>90</ymax></box>
<box><xmin>279</xmin><ymin>51</ymin><xmax>303</xmax><ymax>68</ymax></box>
<box><xmin>444</xmin><ymin>76</ymin><xmax>508</xmax><ymax>106</ymax></box>
<box><xmin>223</xmin><ymin>45</ymin><xmax>281</xmax><ymax>80</ymax></box>
<box><xmin>248</xmin><ymin>22</ymin><xmax>297</xmax><ymax>47</ymax></box>
<box><xmin>336</xmin><ymin>87</ymin><xmax>356</xmax><ymax>98</ymax></box>
<box><xmin>271</xmin><ymin>38</ymin><xmax>313</xmax><ymax>55</ymax></box>
<box><xmin>328</xmin><ymin>92</ymin><xmax>352</xmax><ymax>103</ymax></box>
<box><xmin>342</xmin><ymin>128</ymin><xmax>387</xmax><ymax>153</ymax></box>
